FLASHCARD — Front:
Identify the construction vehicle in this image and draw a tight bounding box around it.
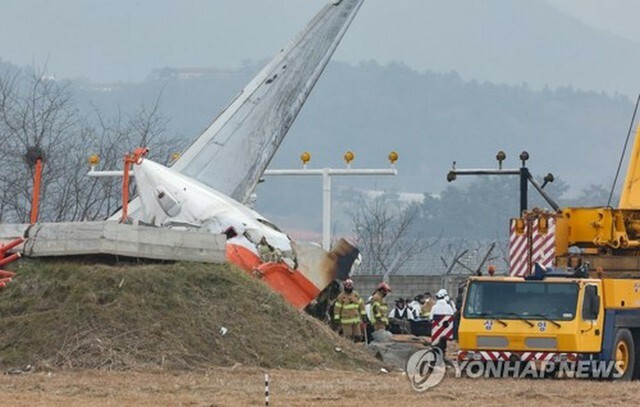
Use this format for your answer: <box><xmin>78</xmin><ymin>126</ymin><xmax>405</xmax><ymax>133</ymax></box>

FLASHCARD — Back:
<box><xmin>458</xmin><ymin>125</ymin><xmax>640</xmax><ymax>380</ymax></box>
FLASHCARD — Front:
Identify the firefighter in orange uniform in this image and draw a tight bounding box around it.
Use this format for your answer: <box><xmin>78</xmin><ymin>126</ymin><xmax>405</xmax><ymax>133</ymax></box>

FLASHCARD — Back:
<box><xmin>333</xmin><ymin>279</ymin><xmax>366</xmax><ymax>341</ymax></box>
<box><xmin>370</xmin><ymin>282</ymin><xmax>392</xmax><ymax>331</ymax></box>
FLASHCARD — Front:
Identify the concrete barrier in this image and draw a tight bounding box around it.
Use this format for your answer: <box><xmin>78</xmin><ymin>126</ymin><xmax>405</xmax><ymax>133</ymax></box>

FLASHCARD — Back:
<box><xmin>0</xmin><ymin>221</ymin><xmax>226</xmax><ymax>263</ymax></box>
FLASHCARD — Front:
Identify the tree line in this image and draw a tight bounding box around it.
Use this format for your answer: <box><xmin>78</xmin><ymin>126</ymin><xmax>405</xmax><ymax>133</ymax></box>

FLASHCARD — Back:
<box><xmin>0</xmin><ymin>63</ymin><xmax>621</xmax><ymax>278</ymax></box>
<box><xmin>346</xmin><ymin>176</ymin><xmax>617</xmax><ymax>275</ymax></box>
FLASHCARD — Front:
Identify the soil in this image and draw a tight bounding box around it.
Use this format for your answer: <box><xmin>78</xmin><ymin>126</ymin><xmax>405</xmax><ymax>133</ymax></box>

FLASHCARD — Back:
<box><xmin>2</xmin><ymin>367</ymin><xmax>640</xmax><ymax>406</ymax></box>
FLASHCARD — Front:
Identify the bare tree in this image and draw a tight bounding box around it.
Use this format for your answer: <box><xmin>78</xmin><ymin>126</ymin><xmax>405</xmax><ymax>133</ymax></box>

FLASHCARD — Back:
<box><xmin>350</xmin><ymin>192</ymin><xmax>434</xmax><ymax>276</ymax></box>
<box><xmin>493</xmin><ymin>237</ymin><xmax>511</xmax><ymax>274</ymax></box>
<box><xmin>439</xmin><ymin>239</ymin><xmax>470</xmax><ymax>275</ymax></box>
<box><xmin>0</xmin><ymin>67</ymin><xmax>181</xmax><ymax>223</ymax></box>
<box><xmin>0</xmin><ymin>69</ymin><xmax>78</xmax><ymax>222</ymax></box>
<box><xmin>77</xmin><ymin>96</ymin><xmax>182</xmax><ymax>221</ymax></box>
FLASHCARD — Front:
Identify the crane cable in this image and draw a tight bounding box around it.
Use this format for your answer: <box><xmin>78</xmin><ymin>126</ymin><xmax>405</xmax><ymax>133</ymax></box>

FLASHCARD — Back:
<box><xmin>608</xmin><ymin>93</ymin><xmax>640</xmax><ymax>207</ymax></box>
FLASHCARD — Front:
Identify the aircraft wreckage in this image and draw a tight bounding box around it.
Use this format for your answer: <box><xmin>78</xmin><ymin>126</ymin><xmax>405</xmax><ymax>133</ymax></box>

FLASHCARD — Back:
<box><xmin>1</xmin><ymin>0</ymin><xmax>365</xmax><ymax>309</ymax></box>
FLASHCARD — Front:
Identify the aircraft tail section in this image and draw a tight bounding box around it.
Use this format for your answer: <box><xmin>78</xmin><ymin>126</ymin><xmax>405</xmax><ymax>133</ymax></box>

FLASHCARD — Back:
<box><xmin>171</xmin><ymin>0</ymin><xmax>364</xmax><ymax>204</ymax></box>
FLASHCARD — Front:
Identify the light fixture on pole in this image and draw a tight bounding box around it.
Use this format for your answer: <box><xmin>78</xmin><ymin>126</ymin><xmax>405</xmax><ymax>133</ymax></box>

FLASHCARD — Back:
<box><xmin>264</xmin><ymin>151</ymin><xmax>399</xmax><ymax>250</ymax></box>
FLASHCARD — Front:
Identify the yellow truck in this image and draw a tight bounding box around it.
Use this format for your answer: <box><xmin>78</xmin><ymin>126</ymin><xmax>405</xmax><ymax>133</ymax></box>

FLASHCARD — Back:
<box><xmin>458</xmin><ymin>126</ymin><xmax>640</xmax><ymax>380</ymax></box>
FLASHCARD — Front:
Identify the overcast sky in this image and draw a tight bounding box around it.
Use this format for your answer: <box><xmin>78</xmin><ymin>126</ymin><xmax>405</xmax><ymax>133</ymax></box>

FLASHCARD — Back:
<box><xmin>2</xmin><ymin>0</ymin><xmax>640</xmax><ymax>90</ymax></box>
<box><xmin>547</xmin><ymin>0</ymin><xmax>640</xmax><ymax>43</ymax></box>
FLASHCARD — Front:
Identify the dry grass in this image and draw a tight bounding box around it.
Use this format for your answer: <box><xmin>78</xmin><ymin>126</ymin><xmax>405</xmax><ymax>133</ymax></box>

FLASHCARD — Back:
<box><xmin>4</xmin><ymin>259</ymin><xmax>639</xmax><ymax>406</ymax></box>
<box><xmin>0</xmin><ymin>259</ymin><xmax>378</xmax><ymax>371</ymax></box>
<box><xmin>2</xmin><ymin>367</ymin><xmax>640</xmax><ymax>406</ymax></box>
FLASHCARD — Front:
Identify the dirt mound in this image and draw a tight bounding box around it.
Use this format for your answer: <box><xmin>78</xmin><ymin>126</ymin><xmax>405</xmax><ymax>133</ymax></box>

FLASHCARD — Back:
<box><xmin>0</xmin><ymin>259</ymin><xmax>378</xmax><ymax>371</ymax></box>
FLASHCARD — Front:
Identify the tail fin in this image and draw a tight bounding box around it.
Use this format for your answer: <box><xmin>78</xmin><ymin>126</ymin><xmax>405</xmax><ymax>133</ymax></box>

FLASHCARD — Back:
<box><xmin>113</xmin><ymin>0</ymin><xmax>364</xmax><ymax>221</ymax></box>
<box><xmin>172</xmin><ymin>0</ymin><xmax>365</xmax><ymax>204</ymax></box>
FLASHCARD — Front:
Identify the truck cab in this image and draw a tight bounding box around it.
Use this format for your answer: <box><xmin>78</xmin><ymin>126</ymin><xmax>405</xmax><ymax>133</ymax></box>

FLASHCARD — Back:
<box><xmin>458</xmin><ymin>274</ymin><xmax>640</xmax><ymax>379</ymax></box>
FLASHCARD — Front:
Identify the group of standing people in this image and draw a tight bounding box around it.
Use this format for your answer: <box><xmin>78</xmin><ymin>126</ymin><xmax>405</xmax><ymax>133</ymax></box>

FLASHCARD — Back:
<box><xmin>333</xmin><ymin>280</ymin><xmax>392</xmax><ymax>341</ymax></box>
<box><xmin>388</xmin><ymin>289</ymin><xmax>457</xmax><ymax>333</ymax></box>
<box><xmin>333</xmin><ymin>279</ymin><xmax>458</xmax><ymax>341</ymax></box>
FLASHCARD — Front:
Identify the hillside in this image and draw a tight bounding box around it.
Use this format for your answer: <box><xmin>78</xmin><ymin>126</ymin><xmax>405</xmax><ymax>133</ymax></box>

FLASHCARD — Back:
<box><xmin>66</xmin><ymin>60</ymin><xmax>635</xmax><ymax>237</ymax></box>
<box><xmin>0</xmin><ymin>260</ymin><xmax>378</xmax><ymax>371</ymax></box>
<box><xmin>345</xmin><ymin>0</ymin><xmax>640</xmax><ymax>95</ymax></box>
<box><xmin>1</xmin><ymin>55</ymin><xmax>632</xmax><ymax>238</ymax></box>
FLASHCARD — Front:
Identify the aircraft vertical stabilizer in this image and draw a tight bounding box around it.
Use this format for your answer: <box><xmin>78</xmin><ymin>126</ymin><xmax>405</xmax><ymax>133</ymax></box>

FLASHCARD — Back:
<box><xmin>171</xmin><ymin>0</ymin><xmax>364</xmax><ymax>203</ymax></box>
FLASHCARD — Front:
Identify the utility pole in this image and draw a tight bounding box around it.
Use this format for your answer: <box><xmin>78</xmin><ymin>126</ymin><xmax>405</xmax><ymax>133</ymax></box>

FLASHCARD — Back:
<box><xmin>25</xmin><ymin>146</ymin><xmax>45</xmax><ymax>225</ymax></box>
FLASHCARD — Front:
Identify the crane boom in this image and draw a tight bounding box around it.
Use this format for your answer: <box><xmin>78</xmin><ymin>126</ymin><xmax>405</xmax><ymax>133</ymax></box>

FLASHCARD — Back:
<box><xmin>619</xmin><ymin>126</ymin><xmax>640</xmax><ymax>209</ymax></box>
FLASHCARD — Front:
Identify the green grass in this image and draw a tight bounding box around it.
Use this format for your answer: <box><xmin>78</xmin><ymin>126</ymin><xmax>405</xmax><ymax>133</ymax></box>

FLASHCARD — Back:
<box><xmin>0</xmin><ymin>259</ymin><xmax>377</xmax><ymax>371</ymax></box>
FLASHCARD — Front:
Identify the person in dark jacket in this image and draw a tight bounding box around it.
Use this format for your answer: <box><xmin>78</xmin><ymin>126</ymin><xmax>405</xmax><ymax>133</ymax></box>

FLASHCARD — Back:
<box><xmin>388</xmin><ymin>297</ymin><xmax>413</xmax><ymax>334</ymax></box>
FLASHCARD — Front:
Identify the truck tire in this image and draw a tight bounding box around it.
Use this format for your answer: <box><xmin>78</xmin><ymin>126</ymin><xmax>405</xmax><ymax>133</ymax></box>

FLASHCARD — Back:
<box><xmin>612</xmin><ymin>328</ymin><xmax>635</xmax><ymax>381</ymax></box>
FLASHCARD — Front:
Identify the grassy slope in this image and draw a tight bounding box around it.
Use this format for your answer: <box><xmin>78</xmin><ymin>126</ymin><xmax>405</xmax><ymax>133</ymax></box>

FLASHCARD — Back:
<box><xmin>0</xmin><ymin>259</ymin><xmax>378</xmax><ymax>371</ymax></box>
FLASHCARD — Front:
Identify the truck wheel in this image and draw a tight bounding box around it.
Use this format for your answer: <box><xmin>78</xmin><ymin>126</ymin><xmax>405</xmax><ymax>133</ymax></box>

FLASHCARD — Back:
<box><xmin>612</xmin><ymin>328</ymin><xmax>635</xmax><ymax>381</ymax></box>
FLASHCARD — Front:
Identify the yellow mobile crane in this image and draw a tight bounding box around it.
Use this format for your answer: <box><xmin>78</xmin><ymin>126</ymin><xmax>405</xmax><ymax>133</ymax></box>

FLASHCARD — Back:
<box><xmin>458</xmin><ymin>125</ymin><xmax>640</xmax><ymax>380</ymax></box>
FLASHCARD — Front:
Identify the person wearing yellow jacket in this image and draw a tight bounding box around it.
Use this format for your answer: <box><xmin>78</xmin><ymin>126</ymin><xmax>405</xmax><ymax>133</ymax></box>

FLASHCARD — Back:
<box><xmin>370</xmin><ymin>282</ymin><xmax>392</xmax><ymax>331</ymax></box>
<box><xmin>333</xmin><ymin>279</ymin><xmax>366</xmax><ymax>341</ymax></box>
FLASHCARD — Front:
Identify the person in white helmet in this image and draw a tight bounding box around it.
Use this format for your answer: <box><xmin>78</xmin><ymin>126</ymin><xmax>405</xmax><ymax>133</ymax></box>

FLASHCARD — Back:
<box><xmin>431</xmin><ymin>289</ymin><xmax>455</xmax><ymax>317</ymax></box>
<box><xmin>333</xmin><ymin>279</ymin><xmax>366</xmax><ymax>341</ymax></box>
<box><xmin>431</xmin><ymin>288</ymin><xmax>455</xmax><ymax>353</ymax></box>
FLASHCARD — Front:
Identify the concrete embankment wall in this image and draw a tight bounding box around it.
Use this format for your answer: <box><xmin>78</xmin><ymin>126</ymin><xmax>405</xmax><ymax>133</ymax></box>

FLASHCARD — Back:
<box><xmin>0</xmin><ymin>221</ymin><xmax>226</xmax><ymax>263</ymax></box>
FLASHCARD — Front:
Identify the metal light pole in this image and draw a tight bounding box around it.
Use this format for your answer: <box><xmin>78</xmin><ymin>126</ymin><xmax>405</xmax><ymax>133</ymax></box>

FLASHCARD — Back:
<box><xmin>446</xmin><ymin>150</ymin><xmax>559</xmax><ymax>214</ymax></box>
<box><xmin>264</xmin><ymin>151</ymin><xmax>399</xmax><ymax>250</ymax></box>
